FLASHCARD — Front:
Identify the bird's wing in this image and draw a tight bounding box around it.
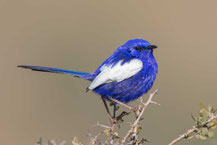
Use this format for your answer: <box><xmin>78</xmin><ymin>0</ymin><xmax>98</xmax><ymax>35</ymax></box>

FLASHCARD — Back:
<box><xmin>88</xmin><ymin>59</ymin><xmax>143</xmax><ymax>90</ymax></box>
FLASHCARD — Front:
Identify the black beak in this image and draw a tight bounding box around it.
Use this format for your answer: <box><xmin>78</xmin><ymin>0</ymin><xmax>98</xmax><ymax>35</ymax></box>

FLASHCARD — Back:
<box><xmin>147</xmin><ymin>45</ymin><xmax>158</xmax><ymax>50</ymax></box>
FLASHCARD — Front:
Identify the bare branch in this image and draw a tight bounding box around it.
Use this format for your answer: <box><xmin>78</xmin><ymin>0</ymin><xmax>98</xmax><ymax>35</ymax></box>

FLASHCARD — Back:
<box><xmin>168</xmin><ymin>129</ymin><xmax>195</xmax><ymax>145</ymax></box>
<box><xmin>93</xmin><ymin>121</ymin><xmax>110</xmax><ymax>129</ymax></box>
<box><xmin>122</xmin><ymin>89</ymin><xmax>159</xmax><ymax>143</ymax></box>
<box><xmin>109</xmin><ymin>98</ymin><xmax>135</xmax><ymax>111</ymax></box>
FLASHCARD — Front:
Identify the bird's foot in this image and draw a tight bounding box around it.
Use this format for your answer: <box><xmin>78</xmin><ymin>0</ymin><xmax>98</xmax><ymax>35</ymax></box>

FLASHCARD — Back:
<box><xmin>109</xmin><ymin>111</ymin><xmax>131</xmax><ymax>130</ymax></box>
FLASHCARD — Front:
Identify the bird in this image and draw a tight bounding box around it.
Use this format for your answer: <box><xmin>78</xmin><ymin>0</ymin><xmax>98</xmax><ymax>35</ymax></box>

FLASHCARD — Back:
<box><xmin>18</xmin><ymin>39</ymin><xmax>158</xmax><ymax>118</ymax></box>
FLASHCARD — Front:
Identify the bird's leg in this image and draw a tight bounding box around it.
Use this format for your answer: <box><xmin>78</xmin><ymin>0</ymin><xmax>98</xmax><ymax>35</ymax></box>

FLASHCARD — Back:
<box><xmin>113</xmin><ymin>103</ymin><xmax>117</xmax><ymax>118</ymax></box>
<box><xmin>108</xmin><ymin>98</ymin><xmax>141</xmax><ymax>119</ymax></box>
<box><xmin>109</xmin><ymin>102</ymin><xmax>119</xmax><ymax>119</ymax></box>
<box><xmin>101</xmin><ymin>96</ymin><xmax>116</xmax><ymax>131</ymax></box>
<box><xmin>110</xmin><ymin>102</ymin><xmax>132</xmax><ymax>128</ymax></box>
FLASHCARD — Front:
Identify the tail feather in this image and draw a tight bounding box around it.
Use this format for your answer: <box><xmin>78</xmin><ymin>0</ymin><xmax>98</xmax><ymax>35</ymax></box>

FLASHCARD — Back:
<box><xmin>18</xmin><ymin>65</ymin><xmax>89</xmax><ymax>77</ymax></box>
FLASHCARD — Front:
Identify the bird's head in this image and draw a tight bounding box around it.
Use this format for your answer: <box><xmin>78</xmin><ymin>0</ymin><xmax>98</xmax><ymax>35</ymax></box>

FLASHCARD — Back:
<box><xmin>120</xmin><ymin>39</ymin><xmax>157</xmax><ymax>58</ymax></box>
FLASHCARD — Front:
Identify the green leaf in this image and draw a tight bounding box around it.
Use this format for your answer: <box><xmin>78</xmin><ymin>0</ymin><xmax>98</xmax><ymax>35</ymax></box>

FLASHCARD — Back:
<box><xmin>199</xmin><ymin>135</ymin><xmax>207</xmax><ymax>140</ymax></box>
<box><xmin>192</xmin><ymin>126</ymin><xmax>197</xmax><ymax>130</ymax></box>
<box><xmin>208</xmin><ymin>106</ymin><xmax>213</xmax><ymax>113</ymax></box>
<box><xmin>191</xmin><ymin>113</ymin><xmax>197</xmax><ymax>122</ymax></box>
<box><xmin>200</xmin><ymin>109</ymin><xmax>208</xmax><ymax>121</ymax></box>
<box><xmin>210</xmin><ymin>125</ymin><xmax>217</xmax><ymax>130</ymax></box>
<box><xmin>186</xmin><ymin>136</ymin><xmax>194</xmax><ymax>140</ymax></box>
<box><xmin>137</xmin><ymin>126</ymin><xmax>142</xmax><ymax>135</ymax></box>
<box><xmin>207</xmin><ymin>122</ymin><xmax>214</xmax><ymax>128</ymax></box>
<box><xmin>207</xmin><ymin>131</ymin><xmax>214</xmax><ymax>137</ymax></box>
<box><xmin>201</xmin><ymin>128</ymin><xmax>208</xmax><ymax>136</ymax></box>
<box><xmin>200</xmin><ymin>104</ymin><xmax>206</xmax><ymax>110</ymax></box>
<box><xmin>210</xmin><ymin>120</ymin><xmax>217</xmax><ymax>130</ymax></box>
<box><xmin>195</xmin><ymin>134</ymin><xmax>200</xmax><ymax>139</ymax></box>
<box><xmin>104</xmin><ymin>129</ymin><xmax>110</xmax><ymax>137</ymax></box>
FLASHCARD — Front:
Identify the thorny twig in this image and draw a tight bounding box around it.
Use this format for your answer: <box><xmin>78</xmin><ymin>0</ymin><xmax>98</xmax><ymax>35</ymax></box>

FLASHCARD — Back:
<box><xmin>88</xmin><ymin>89</ymin><xmax>159</xmax><ymax>145</ymax></box>
<box><xmin>122</xmin><ymin>89</ymin><xmax>159</xmax><ymax>143</ymax></box>
<box><xmin>109</xmin><ymin>98</ymin><xmax>135</xmax><ymax>111</ymax></box>
<box><xmin>94</xmin><ymin>121</ymin><xmax>110</xmax><ymax>129</ymax></box>
<box><xmin>168</xmin><ymin>111</ymin><xmax>217</xmax><ymax>145</ymax></box>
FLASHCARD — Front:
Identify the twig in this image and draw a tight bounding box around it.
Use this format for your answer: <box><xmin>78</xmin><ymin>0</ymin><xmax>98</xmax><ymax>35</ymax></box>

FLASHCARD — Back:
<box><xmin>92</xmin><ymin>121</ymin><xmax>111</xmax><ymax>129</ymax></box>
<box><xmin>109</xmin><ymin>98</ymin><xmax>135</xmax><ymax>111</ymax></box>
<box><xmin>87</xmin><ymin>89</ymin><xmax>159</xmax><ymax>145</ymax></box>
<box><xmin>168</xmin><ymin>114</ymin><xmax>217</xmax><ymax>145</ymax></box>
<box><xmin>122</xmin><ymin>89</ymin><xmax>159</xmax><ymax>143</ymax></box>
<box><xmin>168</xmin><ymin>129</ymin><xmax>195</xmax><ymax>145</ymax></box>
<box><xmin>89</xmin><ymin>132</ymin><xmax>103</xmax><ymax>145</ymax></box>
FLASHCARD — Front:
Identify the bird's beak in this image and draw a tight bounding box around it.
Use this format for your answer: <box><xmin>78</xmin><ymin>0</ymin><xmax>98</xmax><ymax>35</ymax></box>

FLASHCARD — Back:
<box><xmin>147</xmin><ymin>45</ymin><xmax>158</xmax><ymax>50</ymax></box>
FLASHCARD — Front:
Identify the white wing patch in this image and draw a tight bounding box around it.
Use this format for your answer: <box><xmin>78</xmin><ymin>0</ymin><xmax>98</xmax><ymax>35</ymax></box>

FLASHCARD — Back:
<box><xmin>88</xmin><ymin>59</ymin><xmax>143</xmax><ymax>90</ymax></box>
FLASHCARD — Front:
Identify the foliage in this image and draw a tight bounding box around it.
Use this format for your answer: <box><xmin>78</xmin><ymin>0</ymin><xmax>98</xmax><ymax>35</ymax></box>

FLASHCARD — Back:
<box><xmin>169</xmin><ymin>104</ymin><xmax>217</xmax><ymax>145</ymax></box>
<box><xmin>189</xmin><ymin>104</ymin><xmax>217</xmax><ymax>140</ymax></box>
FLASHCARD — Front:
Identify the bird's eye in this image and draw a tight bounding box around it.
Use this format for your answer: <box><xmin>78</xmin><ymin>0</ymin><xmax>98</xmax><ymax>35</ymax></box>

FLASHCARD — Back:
<box><xmin>134</xmin><ymin>47</ymin><xmax>143</xmax><ymax>51</ymax></box>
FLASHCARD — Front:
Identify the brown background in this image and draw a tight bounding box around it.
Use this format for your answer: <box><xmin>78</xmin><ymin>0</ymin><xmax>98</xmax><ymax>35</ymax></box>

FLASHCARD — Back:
<box><xmin>1</xmin><ymin>0</ymin><xmax>217</xmax><ymax>145</ymax></box>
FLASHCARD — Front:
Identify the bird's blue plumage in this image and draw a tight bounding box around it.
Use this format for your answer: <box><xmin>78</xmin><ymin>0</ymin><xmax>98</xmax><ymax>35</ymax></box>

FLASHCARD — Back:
<box><xmin>86</xmin><ymin>39</ymin><xmax>158</xmax><ymax>103</ymax></box>
<box><xmin>18</xmin><ymin>39</ymin><xmax>158</xmax><ymax>103</ymax></box>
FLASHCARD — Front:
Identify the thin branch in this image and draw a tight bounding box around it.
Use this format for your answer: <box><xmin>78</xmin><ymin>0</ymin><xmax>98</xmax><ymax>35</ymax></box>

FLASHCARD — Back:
<box><xmin>122</xmin><ymin>89</ymin><xmax>159</xmax><ymax>143</ymax></box>
<box><xmin>109</xmin><ymin>98</ymin><xmax>135</xmax><ymax>111</ymax></box>
<box><xmin>168</xmin><ymin>114</ymin><xmax>217</xmax><ymax>145</ymax></box>
<box><xmin>168</xmin><ymin>129</ymin><xmax>195</xmax><ymax>145</ymax></box>
<box><xmin>89</xmin><ymin>132</ymin><xmax>103</xmax><ymax>145</ymax></box>
<box><xmin>94</xmin><ymin>121</ymin><xmax>110</xmax><ymax>129</ymax></box>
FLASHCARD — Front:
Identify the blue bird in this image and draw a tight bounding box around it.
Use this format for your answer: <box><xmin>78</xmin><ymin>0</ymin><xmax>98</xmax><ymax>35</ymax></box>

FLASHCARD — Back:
<box><xmin>18</xmin><ymin>39</ymin><xmax>158</xmax><ymax>118</ymax></box>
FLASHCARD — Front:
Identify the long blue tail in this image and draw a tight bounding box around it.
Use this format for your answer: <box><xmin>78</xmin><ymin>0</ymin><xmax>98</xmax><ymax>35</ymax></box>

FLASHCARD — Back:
<box><xmin>18</xmin><ymin>65</ymin><xmax>89</xmax><ymax>77</ymax></box>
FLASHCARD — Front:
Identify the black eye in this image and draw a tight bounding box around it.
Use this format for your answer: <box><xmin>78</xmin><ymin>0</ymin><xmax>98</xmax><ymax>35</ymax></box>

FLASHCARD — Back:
<box><xmin>134</xmin><ymin>47</ymin><xmax>143</xmax><ymax>51</ymax></box>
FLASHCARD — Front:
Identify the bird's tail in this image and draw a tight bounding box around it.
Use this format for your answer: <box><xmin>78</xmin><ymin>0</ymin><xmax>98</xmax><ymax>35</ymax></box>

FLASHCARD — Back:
<box><xmin>18</xmin><ymin>65</ymin><xmax>89</xmax><ymax>77</ymax></box>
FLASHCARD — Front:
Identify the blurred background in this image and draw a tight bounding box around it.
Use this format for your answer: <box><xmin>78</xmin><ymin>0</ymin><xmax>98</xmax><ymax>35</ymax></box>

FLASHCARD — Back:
<box><xmin>1</xmin><ymin>0</ymin><xmax>217</xmax><ymax>145</ymax></box>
